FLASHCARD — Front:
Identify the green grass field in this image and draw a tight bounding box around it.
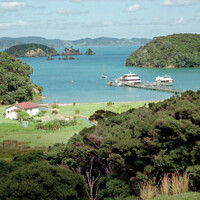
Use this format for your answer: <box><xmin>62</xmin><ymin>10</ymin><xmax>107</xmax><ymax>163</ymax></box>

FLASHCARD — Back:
<box><xmin>0</xmin><ymin>101</ymin><xmax>148</xmax><ymax>158</ymax></box>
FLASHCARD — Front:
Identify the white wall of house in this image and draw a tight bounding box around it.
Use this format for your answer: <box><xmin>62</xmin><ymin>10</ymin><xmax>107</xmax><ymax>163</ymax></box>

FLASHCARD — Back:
<box><xmin>26</xmin><ymin>107</ymin><xmax>39</xmax><ymax>116</ymax></box>
<box><xmin>6</xmin><ymin>106</ymin><xmax>39</xmax><ymax>120</ymax></box>
<box><xmin>5</xmin><ymin>106</ymin><xmax>18</xmax><ymax>120</ymax></box>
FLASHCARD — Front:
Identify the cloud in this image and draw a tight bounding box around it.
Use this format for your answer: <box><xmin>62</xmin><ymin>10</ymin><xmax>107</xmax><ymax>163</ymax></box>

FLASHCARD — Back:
<box><xmin>161</xmin><ymin>0</ymin><xmax>200</xmax><ymax>6</ymax></box>
<box><xmin>0</xmin><ymin>1</ymin><xmax>25</xmax><ymax>11</ymax></box>
<box><xmin>172</xmin><ymin>17</ymin><xmax>186</xmax><ymax>24</ymax></box>
<box><xmin>0</xmin><ymin>20</ymin><xmax>28</xmax><ymax>29</ymax></box>
<box><xmin>126</xmin><ymin>4</ymin><xmax>142</xmax><ymax>12</ymax></box>
<box><xmin>57</xmin><ymin>9</ymin><xmax>88</xmax><ymax>16</ymax></box>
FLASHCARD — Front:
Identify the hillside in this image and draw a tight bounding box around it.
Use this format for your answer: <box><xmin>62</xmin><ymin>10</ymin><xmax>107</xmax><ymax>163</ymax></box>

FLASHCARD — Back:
<box><xmin>0</xmin><ymin>36</ymin><xmax>152</xmax><ymax>49</ymax></box>
<box><xmin>70</xmin><ymin>37</ymin><xmax>152</xmax><ymax>46</ymax></box>
<box><xmin>126</xmin><ymin>33</ymin><xmax>200</xmax><ymax>68</ymax></box>
<box><xmin>0</xmin><ymin>52</ymin><xmax>42</xmax><ymax>104</ymax></box>
<box><xmin>47</xmin><ymin>90</ymin><xmax>200</xmax><ymax>199</ymax></box>
<box><xmin>5</xmin><ymin>43</ymin><xmax>58</xmax><ymax>57</ymax></box>
<box><xmin>0</xmin><ymin>40</ymin><xmax>23</xmax><ymax>49</ymax></box>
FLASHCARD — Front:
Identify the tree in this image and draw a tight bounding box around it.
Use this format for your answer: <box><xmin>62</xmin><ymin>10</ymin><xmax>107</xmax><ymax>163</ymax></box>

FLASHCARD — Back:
<box><xmin>0</xmin><ymin>52</ymin><xmax>42</xmax><ymax>105</ymax></box>
<box><xmin>16</xmin><ymin>110</ymin><xmax>29</xmax><ymax>121</ymax></box>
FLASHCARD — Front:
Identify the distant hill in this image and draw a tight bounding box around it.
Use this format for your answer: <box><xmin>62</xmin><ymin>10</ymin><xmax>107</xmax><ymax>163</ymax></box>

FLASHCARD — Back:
<box><xmin>0</xmin><ymin>37</ymin><xmax>70</xmax><ymax>49</ymax></box>
<box><xmin>5</xmin><ymin>43</ymin><xmax>58</xmax><ymax>57</ymax></box>
<box><xmin>0</xmin><ymin>36</ymin><xmax>152</xmax><ymax>49</ymax></box>
<box><xmin>70</xmin><ymin>37</ymin><xmax>152</xmax><ymax>46</ymax></box>
<box><xmin>126</xmin><ymin>33</ymin><xmax>200</xmax><ymax>68</ymax></box>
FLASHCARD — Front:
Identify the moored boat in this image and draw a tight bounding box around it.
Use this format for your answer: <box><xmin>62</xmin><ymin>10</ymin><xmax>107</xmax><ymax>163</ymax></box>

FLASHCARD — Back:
<box><xmin>120</xmin><ymin>72</ymin><xmax>142</xmax><ymax>84</ymax></box>
<box><xmin>102</xmin><ymin>74</ymin><xmax>107</xmax><ymax>78</ymax></box>
<box><xmin>156</xmin><ymin>75</ymin><xmax>174</xmax><ymax>86</ymax></box>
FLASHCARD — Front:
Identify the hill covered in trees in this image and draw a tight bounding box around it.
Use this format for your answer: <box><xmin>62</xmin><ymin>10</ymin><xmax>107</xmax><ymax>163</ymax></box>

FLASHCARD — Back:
<box><xmin>0</xmin><ymin>36</ymin><xmax>152</xmax><ymax>49</ymax></box>
<box><xmin>45</xmin><ymin>90</ymin><xmax>200</xmax><ymax>199</ymax></box>
<box><xmin>126</xmin><ymin>34</ymin><xmax>200</xmax><ymax>68</ymax></box>
<box><xmin>1</xmin><ymin>91</ymin><xmax>200</xmax><ymax>199</ymax></box>
<box><xmin>0</xmin><ymin>52</ymin><xmax>42</xmax><ymax>105</ymax></box>
<box><xmin>5</xmin><ymin>43</ymin><xmax>58</xmax><ymax>57</ymax></box>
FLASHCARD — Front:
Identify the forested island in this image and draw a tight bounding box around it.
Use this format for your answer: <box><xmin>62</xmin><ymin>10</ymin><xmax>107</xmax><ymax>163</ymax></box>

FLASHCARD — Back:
<box><xmin>5</xmin><ymin>43</ymin><xmax>58</xmax><ymax>57</ymax></box>
<box><xmin>0</xmin><ymin>52</ymin><xmax>43</xmax><ymax>104</ymax></box>
<box><xmin>126</xmin><ymin>33</ymin><xmax>200</xmax><ymax>68</ymax></box>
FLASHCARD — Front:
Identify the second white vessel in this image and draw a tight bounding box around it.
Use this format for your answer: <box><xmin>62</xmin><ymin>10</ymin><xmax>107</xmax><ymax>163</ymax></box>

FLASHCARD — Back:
<box><xmin>156</xmin><ymin>75</ymin><xmax>174</xmax><ymax>86</ymax></box>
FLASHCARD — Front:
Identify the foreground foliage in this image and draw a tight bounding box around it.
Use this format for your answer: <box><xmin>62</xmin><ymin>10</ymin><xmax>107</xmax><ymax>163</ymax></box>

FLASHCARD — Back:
<box><xmin>0</xmin><ymin>152</ymin><xmax>88</xmax><ymax>200</ymax></box>
<box><xmin>47</xmin><ymin>90</ymin><xmax>200</xmax><ymax>199</ymax></box>
<box><xmin>126</xmin><ymin>33</ymin><xmax>200</xmax><ymax>68</ymax></box>
<box><xmin>0</xmin><ymin>52</ymin><xmax>42</xmax><ymax>104</ymax></box>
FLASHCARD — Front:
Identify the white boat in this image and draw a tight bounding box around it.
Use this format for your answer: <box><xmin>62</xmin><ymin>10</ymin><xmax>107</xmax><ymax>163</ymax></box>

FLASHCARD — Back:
<box><xmin>120</xmin><ymin>72</ymin><xmax>142</xmax><ymax>84</ymax></box>
<box><xmin>156</xmin><ymin>75</ymin><xmax>174</xmax><ymax>86</ymax></box>
<box><xmin>107</xmin><ymin>78</ymin><xmax>122</xmax><ymax>87</ymax></box>
<box><xmin>102</xmin><ymin>74</ymin><xmax>107</xmax><ymax>78</ymax></box>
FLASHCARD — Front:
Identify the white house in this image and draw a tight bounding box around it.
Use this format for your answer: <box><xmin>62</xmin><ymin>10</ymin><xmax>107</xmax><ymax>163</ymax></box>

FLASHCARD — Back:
<box><xmin>6</xmin><ymin>101</ymin><xmax>39</xmax><ymax>120</ymax></box>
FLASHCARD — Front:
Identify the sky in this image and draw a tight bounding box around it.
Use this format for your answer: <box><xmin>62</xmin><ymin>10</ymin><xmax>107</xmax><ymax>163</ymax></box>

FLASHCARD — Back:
<box><xmin>0</xmin><ymin>0</ymin><xmax>200</xmax><ymax>40</ymax></box>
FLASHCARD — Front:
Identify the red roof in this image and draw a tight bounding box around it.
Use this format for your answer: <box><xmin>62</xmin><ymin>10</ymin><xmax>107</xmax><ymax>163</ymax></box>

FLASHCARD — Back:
<box><xmin>15</xmin><ymin>102</ymin><xmax>39</xmax><ymax>109</ymax></box>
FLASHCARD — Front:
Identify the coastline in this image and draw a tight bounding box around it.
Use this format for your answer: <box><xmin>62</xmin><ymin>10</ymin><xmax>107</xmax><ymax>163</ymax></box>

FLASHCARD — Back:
<box><xmin>39</xmin><ymin>100</ymin><xmax>157</xmax><ymax>107</ymax></box>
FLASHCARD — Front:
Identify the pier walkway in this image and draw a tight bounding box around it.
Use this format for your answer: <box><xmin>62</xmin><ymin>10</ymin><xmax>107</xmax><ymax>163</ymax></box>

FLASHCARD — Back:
<box><xmin>123</xmin><ymin>82</ymin><xmax>184</xmax><ymax>94</ymax></box>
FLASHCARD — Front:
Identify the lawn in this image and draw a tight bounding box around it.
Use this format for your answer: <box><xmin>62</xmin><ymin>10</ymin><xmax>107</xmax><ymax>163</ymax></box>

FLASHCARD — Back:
<box><xmin>0</xmin><ymin>101</ymin><xmax>148</xmax><ymax>158</ymax></box>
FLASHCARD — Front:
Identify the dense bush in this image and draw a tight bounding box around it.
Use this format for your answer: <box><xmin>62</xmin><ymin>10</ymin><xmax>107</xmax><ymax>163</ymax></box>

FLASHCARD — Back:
<box><xmin>35</xmin><ymin>119</ymin><xmax>73</xmax><ymax>131</ymax></box>
<box><xmin>0</xmin><ymin>152</ymin><xmax>88</xmax><ymax>200</ymax></box>
<box><xmin>0</xmin><ymin>52</ymin><xmax>42</xmax><ymax>104</ymax></box>
<box><xmin>126</xmin><ymin>33</ymin><xmax>200</xmax><ymax>68</ymax></box>
<box><xmin>46</xmin><ymin>91</ymin><xmax>200</xmax><ymax>198</ymax></box>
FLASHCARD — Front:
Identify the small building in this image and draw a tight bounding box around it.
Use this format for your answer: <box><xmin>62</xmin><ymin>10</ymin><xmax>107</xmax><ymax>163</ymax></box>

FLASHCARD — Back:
<box><xmin>6</xmin><ymin>101</ymin><xmax>39</xmax><ymax>120</ymax></box>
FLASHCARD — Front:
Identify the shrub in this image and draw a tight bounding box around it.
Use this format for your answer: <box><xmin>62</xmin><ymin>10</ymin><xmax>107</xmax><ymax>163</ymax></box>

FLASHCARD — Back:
<box><xmin>35</xmin><ymin>120</ymin><xmax>70</xmax><ymax>131</ymax></box>
<box><xmin>107</xmin><ymin>101</ymin><xmax>114</xmax><ymax>106</ymax></box>
<box><xmin>73</xmin><ymin>102</ymin><xmax>76</xmax><ymax>106</ymax></box>
<box><xmin>16</xmin><ymin>110</ymin><xmax>29</xmax><ymax>121</ymax></box>
<box><xmin>35</xmin><ymin>122</ymin><xmax>44</xmax><ymax>130</ymax></box>
<box><xmin>52</xmin><ymin>110</ymin><xmax>58</xmax><ymax>114</ymax></box>
<box><xmin>37</xmin><ymin>110</ymin><xmax>47</xmax><ymax>117</ymax></box>
<box><xmin>0</xmin><ymin>162</ymin><xmax>88</xmax><ymax>200</ymax></box>
<box><xmin>75</xmin><ymin>109</ymin><xmax>80</xmax><ymax>115</ymax></box>
<box><xmin>51</xmin><ymin>104</ymin><xmax>59</xmax><ymax>109</ymax></box>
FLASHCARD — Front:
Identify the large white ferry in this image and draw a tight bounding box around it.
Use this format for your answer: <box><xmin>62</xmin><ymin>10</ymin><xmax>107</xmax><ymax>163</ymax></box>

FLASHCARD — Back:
<box><xmin>156</xmin><ymin>75</ymin><xmax>174</xmax><ymax>86</ymax></box>
<box><xmin>120</xmin><ymin>72</ymin><xmax>142</xmax><ymax>84</ymax></box>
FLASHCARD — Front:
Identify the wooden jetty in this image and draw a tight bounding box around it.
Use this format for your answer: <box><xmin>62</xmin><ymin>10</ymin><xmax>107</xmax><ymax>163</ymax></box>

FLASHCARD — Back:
<box><xmin>123</xmin><ymin>82</ymin><xmax>184</xmax><ymax>94</ymax></box>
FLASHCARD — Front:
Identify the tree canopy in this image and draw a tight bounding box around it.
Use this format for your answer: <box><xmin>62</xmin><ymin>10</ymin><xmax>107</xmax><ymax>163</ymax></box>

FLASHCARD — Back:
<box><xmin>0</xmin><ymin>52</ymin><xmax>42</xmax><ymax>105</ymax></box>
<box><xmin>5</xmin><ymin>43</ymin><xmax>58</xmax><ymax>57</ymax></box>
<box><xmin>0</xmin><ymin>152</ymin><xmax>88</xmax><ymax>200</ymax></box>
<box><xmin>126</xmin><ymin>33</ymin><xmax>200</xmax><ymax>68</ymax></box>
<box><xmin>46</xmin><ymin>90</ymin><xmax>200</xmax><ymax>198</ymax></box>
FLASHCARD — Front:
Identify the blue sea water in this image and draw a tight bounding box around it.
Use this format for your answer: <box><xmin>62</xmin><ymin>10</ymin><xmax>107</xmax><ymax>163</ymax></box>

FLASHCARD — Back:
<box><xmin>20</xmin><ymin>46</ymin><xmax>200</xmax><ymax>104</ymax></box>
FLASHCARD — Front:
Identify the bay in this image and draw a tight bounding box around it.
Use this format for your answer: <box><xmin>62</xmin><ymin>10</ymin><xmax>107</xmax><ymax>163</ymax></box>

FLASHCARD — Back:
<box><xmin>20</xmin><ymin>46</ymin><xmax>200</xmax><ymax>104</ymax></box>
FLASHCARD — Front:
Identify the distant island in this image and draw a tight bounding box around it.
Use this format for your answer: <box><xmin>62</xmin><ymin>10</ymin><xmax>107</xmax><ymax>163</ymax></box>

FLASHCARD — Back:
<box><xmin>84</xmin><ymin>48</ymin><xmax>95</xmax><ymax>55</ymax></box>
<box><xmin>61</xmin><ymin>47</ymin><xmax>81</xmax><ymax>55</ymax></box>
<box><xmin>5</xmin><ymin>44</ymin><xmax>58</xmax><ymax>57</ymax></box>
<box><xmin>126</xmin><ymin>33</ymin><xmax>200</xmax><ymax>68</ymax></box>
<box><xmin>0</xmin><ymin>36</ymin><xmax>152</xmax><ymax>49</ymax></box>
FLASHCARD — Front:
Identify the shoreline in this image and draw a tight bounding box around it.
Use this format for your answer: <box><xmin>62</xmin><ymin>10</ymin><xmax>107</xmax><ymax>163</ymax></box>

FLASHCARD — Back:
<box><xmin>39</xmin><ymin>100</ymin><xmax>158</xmax><ymax>107</ymax></box>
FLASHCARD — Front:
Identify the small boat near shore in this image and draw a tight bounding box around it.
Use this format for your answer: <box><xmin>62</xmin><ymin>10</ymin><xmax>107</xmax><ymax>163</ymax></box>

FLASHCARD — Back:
<box><xmin>156</xmin><ymin>75</ymin><xmax>174</xmax><ymax>86</ymax></box>
<box><xmin>102</xmin><ymin>74</ymin><xmax>107</xmax><ymax>78</ymax></box>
